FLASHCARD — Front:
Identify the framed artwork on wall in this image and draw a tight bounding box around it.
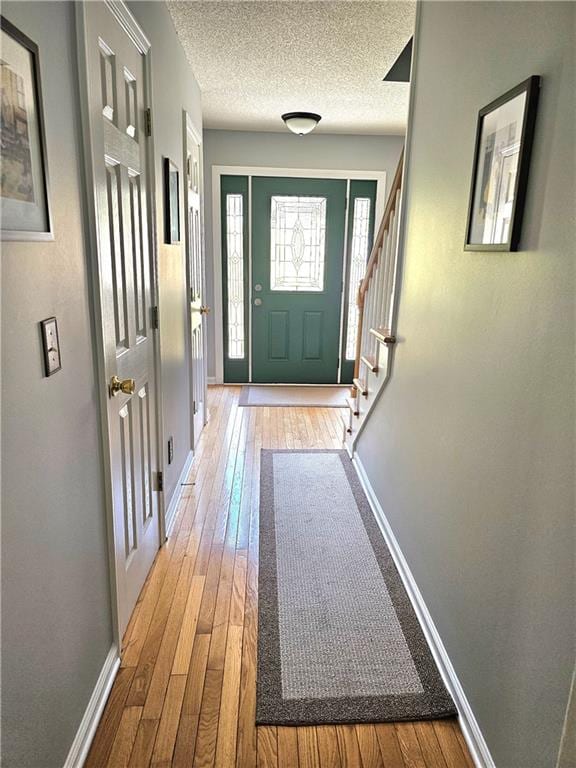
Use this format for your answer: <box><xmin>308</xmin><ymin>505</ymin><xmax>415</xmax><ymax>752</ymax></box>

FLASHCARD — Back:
<box><xmin>163</xmin><ymin>157</ymin><xmax>180</xmax><ymax>244</ymax></box>
<box><xmin>464</xmin><ymin>75</ymin><xmax>540</xmax><ymax>252</ymax></box>
<box><xmin>0</xmin><ymin>16</ymin><xmax>53</xmax><ymax>240</ymax></box>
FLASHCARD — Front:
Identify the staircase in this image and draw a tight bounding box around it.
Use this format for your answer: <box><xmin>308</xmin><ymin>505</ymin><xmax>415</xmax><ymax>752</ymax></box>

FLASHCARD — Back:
<box><xmin>343</xmin><ymin>149</ymin><xmax>404</xmax><ymax>451</ymax></box>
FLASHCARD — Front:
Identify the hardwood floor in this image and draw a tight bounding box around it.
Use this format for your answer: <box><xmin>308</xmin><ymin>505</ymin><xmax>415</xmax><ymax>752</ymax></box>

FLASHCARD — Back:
<box><xmin>86</xmin><ymin>386</ymin><xmax>474</xmax><ymax>768</ymax></box>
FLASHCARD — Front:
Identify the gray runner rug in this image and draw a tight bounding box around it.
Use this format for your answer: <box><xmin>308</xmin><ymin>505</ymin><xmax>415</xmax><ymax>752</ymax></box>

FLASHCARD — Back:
<box><xmin>257</xmin><ymin>449</ymin><xmax>457</xmax><ymax>725</ymax></box>
<box><xmin>239</xmin><ymin>385</ymin><xmax>348</xmax><ymax>408</ymax></box>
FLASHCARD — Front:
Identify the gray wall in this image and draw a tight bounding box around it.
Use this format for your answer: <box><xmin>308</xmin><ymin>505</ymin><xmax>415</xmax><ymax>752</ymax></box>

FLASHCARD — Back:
<box><xmin>1</xmin><ymin>2</ymin><xmax>203</xmax><ymax>766</ymax></box>
<box><xmin>130</xmin><ymin>1</ymin><xmax>203</xmax><ymax>506</ymax></box>
<box><xmin>203</xmin><ymin>130</ymin><xmax>405</xmax><ymax>378</ymax></box>
<box><xmin>1</xmin><ymin>3</ymin><xmax>112</xmax><ymax>766</ymax></box>
<box><xmin>356</xmin><ymin>4</ymin><xmax>575</xmax><ymax>768</ymax></box>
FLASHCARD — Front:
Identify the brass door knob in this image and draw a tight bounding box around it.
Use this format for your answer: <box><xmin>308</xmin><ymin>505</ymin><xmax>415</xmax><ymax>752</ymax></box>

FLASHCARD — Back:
<box><xmin>200</xmin><ymin>305</ymin><xmax>211</xmax><ymax>315</ymax></box>
<box><xmin>110</xmin><ymin>375</ymin><xmax>136</xmax><ymax>397</ymax></box>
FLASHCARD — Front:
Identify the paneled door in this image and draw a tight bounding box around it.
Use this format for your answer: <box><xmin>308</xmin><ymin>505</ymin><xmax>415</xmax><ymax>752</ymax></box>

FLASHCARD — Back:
<box><xmin>251</xmin><ymin>177</ymin><xmax>347</xmax><ymax>383</ymax></box>
<box><xmin>184</xmin><ymin>117</ymin><xmax>207</xmax><ymax>444</ymax></box>
<box><xmin>80</xmin><ymin>2</ymin><xmax>160</xmax><ymax>638</ymax></box>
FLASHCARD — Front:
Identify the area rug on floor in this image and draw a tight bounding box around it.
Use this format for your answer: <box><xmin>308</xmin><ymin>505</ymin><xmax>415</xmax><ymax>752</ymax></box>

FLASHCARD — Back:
<box><xmin>257</xmin><ymin>449</ymin><xmax>457</xmax><ymax>725</ymax></box>
<box><xmin>239</xmin><ymin>385</ymin><xmax>348</xmax><ymax>408</ymax></box>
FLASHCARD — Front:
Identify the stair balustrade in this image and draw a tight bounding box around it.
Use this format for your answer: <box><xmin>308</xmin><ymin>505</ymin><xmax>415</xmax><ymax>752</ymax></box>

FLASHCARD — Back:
<box><xmin>343</xmin><ymin>148</ymin><xmax>404</xmax><ymax>443</ymax></box>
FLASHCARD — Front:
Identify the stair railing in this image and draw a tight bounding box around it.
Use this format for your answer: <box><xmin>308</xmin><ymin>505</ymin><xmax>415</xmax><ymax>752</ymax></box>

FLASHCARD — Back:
<box><xmin>352</xmin><ymin>148</ymin><xmax>404</xmax><ymax>390</ymax></box>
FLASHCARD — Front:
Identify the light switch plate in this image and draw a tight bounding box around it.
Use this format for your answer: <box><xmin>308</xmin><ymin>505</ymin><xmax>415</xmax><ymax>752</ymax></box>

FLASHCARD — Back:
<box><xmin>40</xmin><ymin>317</ymin><xmax>61</xmax><ymax>376</ymax></box>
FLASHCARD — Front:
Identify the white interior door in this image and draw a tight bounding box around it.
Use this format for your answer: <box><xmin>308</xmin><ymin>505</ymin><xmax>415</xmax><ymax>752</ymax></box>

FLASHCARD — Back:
<box><xmin>81</xmin><ymin>2</ymin><xmax>160</xmax><ymax>639</ymax></box>
<box><xmin>185</xmin><ymin>119</ymin><xmax>207</xmax><ymax>443</ymax></box>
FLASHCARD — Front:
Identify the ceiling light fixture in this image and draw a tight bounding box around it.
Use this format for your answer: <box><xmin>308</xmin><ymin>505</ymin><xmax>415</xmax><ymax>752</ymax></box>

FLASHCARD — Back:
<box><xmin>281</xmin><ymin>111</ymin><xmax>322</xmax><ymax>136</ymax></box>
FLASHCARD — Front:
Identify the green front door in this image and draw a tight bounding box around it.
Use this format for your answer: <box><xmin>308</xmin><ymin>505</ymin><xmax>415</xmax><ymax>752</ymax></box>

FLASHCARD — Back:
<box><xmin>251</xmin><ymin>177</ymin><xmax>347</xmax><ymax>383</ymax></box>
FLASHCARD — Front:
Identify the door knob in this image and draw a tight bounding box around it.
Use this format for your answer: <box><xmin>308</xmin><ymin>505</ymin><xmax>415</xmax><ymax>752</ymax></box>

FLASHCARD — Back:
<box><xmin>200</xmin><ymin>305</ymin><xmax>211</xmax><ymax>315</ymax></box>
<box><xmin>110</xmin><ymin>375</ymin><xmax>136</xmax><ymax>397</ymax></box>
<box><xmin>254</xmin><ymin>298</ymin><xmax>262</xmax><ymax>306</ymax></box>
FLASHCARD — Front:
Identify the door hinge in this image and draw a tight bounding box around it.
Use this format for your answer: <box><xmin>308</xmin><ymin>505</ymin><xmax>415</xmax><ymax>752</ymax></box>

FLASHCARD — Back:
<box><xmin>151</xmin><ymin>305</ymin><xmax>159</xmax><ymax>330</ymax></box>
<box><xmin>144</xmin><ymin>108</ymin><xmax>152</xmax><ymax>137</ymax></box>
<box><xmin>157</xmin><ymin>471</ymin><xmax>164</xmax><ymax>492</ymax></box>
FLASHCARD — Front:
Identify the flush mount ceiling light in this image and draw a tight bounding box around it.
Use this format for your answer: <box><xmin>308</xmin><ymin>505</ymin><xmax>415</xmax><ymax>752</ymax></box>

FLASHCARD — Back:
<box><xmin>281</xmin><ymin>112</ymin><xmax>322</xmax><ymax>136</ymax></box>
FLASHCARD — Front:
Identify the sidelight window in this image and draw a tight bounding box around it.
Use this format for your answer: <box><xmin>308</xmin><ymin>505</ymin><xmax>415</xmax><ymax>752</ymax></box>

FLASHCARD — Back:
<box><xmin>226</xmin><ymin>193</ymin><xmax>245</xmax><ymax>359</ymax></box>
<box><xmin>345</xmin><ymin>197</ymin><xmax>371</xmax><ymax>359</ymax></box>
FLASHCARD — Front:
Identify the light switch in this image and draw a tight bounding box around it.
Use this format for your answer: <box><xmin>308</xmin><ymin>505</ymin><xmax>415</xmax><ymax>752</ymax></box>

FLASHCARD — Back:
<box><xmin>40</xmin><ymin>317</ymin><xmax>62</xmax><ymax>376</ymax></box>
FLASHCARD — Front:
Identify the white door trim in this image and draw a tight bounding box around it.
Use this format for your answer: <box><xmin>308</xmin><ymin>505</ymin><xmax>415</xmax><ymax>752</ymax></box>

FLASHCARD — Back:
<box><xmin>182</xmin><ymin>111</ymin><xmax>208</xmax><ymax>446</ymax></box>
<box><xmin>212</xmin><ymin>165</ymin><xmax>387</xmax><ymax>384</ymax></box>
<box><xmin>183</xmin><ymin>111</ymin><xmax>195</xmax><ymax>453</ymax></box>
<box><xmin>75</xmin><ymin>0</ymin><xmax>164</xmax><ymax>647</ymax></box>
<box><xmin>104</xmin><ymin>0</ymin><xmax>150</xmax><ymax>53</ymax></box>
<box><xmin>337</xmin><ymin>178</ymin><xmax>352</xmax><ymax>383</ymax></box>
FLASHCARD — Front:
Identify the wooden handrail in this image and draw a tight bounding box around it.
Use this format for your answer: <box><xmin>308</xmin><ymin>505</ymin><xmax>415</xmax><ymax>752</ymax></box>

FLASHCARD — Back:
<box><xmin>352</xmin><ymin>148</ymin><xmax>404</xmax><ymax>384</ymax></box>
<box><xmin>358</xmin><ymin>147</ymin><xmax>404</xmax><ymax>304</ymax></box>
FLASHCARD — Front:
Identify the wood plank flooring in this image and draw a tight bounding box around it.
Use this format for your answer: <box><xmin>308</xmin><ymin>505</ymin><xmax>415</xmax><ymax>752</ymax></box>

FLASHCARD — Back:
<box><xmin>86</xmin><ymin>386</ymin><xmax>474</xmax><ymax>768</ymax></box>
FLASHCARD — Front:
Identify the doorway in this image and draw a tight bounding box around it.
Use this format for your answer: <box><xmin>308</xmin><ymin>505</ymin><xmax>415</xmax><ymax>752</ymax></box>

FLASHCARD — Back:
<box><xmin>216</xmin><ymin>169</ymin><xmax>382</xmax><ymax>385</ymax></box>
<box><xmin>252</xmin><ymin>176</ymin><xmax>346</xmax><ymax>383</ymax></box>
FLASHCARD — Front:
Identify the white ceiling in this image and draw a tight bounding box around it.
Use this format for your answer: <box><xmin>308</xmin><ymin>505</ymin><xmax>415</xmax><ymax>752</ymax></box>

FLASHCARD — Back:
<box><xmin>166</xmin><ymin>1</ymin><xmax>415</xmax><ymax>135</ymax></box>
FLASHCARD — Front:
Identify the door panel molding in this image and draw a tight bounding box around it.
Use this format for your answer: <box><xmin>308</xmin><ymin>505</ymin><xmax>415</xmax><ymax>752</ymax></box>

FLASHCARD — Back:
<box><xmin>302</xmin><ymin>311</ymin><xmax>324</xmax><ymax>361</ymax></box>
<box><xmin>212</xmin><ymin>165</ymin><xmax>386</xmax><ymax>384</ymax></box>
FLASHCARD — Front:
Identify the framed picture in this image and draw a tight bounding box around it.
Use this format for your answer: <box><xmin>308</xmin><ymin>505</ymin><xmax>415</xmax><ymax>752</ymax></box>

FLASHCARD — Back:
<box><xmin>40</xmin><ymin>317</ymin><xmax>61</xmax><ymax>376</ymax></box>
<box><xmin>163</xmin><ymin>158</ymin><xmax>180</xmax><ymax>244</ymax></box>
<box><xmin>465</xmin><ymin>75</ymin><xmax>540</xmax><ymax>252</ymax></box>
<box><xmin>1</xmin><ymin>16</ymin><xmax>52</xmax><ymax>240</ymax></box>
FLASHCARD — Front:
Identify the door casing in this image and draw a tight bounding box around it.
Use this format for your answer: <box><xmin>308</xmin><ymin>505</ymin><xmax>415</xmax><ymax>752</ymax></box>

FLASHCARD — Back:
<box><xmin>212</xmin><ymin>166</ymin><xmax>386</xmax><ymax>384</ymax></box>
<box><xmin>76</xmin><ymin>0</ymin><xmax>165</xmax><ymax>648</ymax></box>
<box><xmin>183</xmin><ymin>111</ymin><xmax>208</xmax><ymax>445</ymax></box>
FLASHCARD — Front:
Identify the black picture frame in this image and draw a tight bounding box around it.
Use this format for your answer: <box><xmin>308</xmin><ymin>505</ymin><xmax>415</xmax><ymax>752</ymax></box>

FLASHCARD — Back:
<box><xmin>0</xmin><ymin>15</ymin><xmax>53</xmax><ymax>240</ymax></box>
<box><xmin>163</xmin><ymin>158</ymin><xmax>180</xmax><ymax>244</ymax></box>
<box><xmin>40</xmin><ymin>317</ymin><xmax>62</xmax><ymax>377</ymax></box>
<box><xmin>464</xmin><ymin>75</ymin><xmax>540</xmax><ymax>252</ymax></box>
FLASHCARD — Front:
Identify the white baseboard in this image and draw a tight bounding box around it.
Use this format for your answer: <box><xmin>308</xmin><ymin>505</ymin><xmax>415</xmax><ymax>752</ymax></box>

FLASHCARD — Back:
<box><xmin>207</xmin><ymin>376</ymin><xmax>217</xmax><ymax>385</ymax></box>
<box><xmin>164</xmin><ymin>449</ymin><xmax>194</xmax><ymax>538</ymax></box>
<box><xmin>351</xmin><ymin>452</ymin><xmax>495</xmax><ymax>768</ymax></box>
<box><xmin>556</xmin><ymin>666</ymin><xmax>576</xmax><ymax>768</ymax></box>
<box><xmin>63</xmin><ymin>644</ymin><xmax>120</xmax><ymax>768</ymax></box>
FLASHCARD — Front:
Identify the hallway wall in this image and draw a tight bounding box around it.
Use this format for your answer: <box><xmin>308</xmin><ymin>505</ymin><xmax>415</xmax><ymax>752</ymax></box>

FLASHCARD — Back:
<box><xmin>1</xmin><ymin>3</ymin><xmax>112</xmax><ymax>766</ymax></box>
<box><xmin>356</xmin><ymin>3</ymin><xmax>575</xmax><ymax>767</ymax></box>
<box><xmin>202</xmin><ymin>130</ymin><xmax>405</xmax><ymax>379</ymax></box>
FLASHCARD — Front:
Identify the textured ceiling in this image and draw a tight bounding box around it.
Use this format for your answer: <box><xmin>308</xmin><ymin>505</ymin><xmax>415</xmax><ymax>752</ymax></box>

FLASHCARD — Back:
<box><xmin>166</xmin><ymin>1</ymin><xmax>415</xmax><ymax>135</ymax></box>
